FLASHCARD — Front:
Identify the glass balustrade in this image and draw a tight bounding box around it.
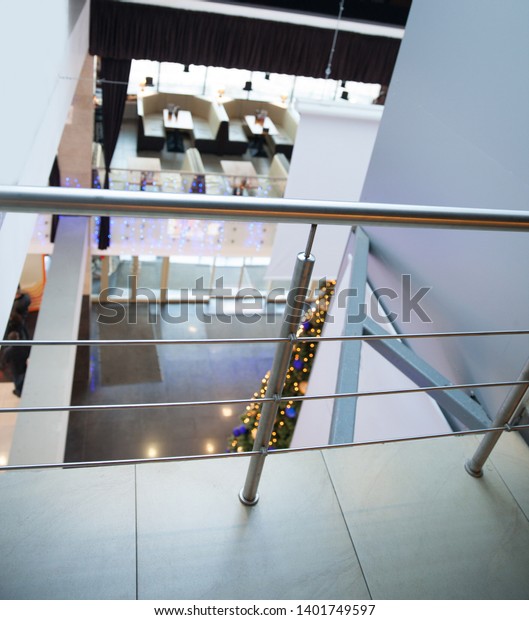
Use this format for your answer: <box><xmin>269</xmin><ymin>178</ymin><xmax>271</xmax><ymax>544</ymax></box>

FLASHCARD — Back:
<box><xmin>93</xmin><ymin>167</ymin><xmax>287</xmax><ymax>198</ymax></box>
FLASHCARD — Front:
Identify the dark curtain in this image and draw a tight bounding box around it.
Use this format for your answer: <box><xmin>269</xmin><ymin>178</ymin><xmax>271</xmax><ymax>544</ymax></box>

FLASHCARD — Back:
<box><xmin>90</xmin><ymin>0</ymin><xmax>400</xmax><ymax>85</ymax></box>
<box><xmin>98</xmin><ymin>56</ymin><xmax>132</xmax><ymax>250</ymax></box>
<box><xmin>48</xmin><ymin>156</ymin><xmax>61</xmax><ymax>243</ymax></box>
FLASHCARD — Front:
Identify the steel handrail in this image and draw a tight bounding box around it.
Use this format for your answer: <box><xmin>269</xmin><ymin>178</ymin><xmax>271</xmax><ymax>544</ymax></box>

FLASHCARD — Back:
<box><xmin>2</xmin><ymin>327</ymin><xmax>529</xmax><ymax>347</ymax></box>
<box><xmin>1</xmin><ymin>185</ymin><xmax>529</xmax><ymax>230</ymax></box>
<box><xmin>1</xmin><ymin>422</ymin><xmax>528</xmax><ymax>473</ymax></box>
<box><xmin>1</xmin><ymin>379</ymin><xmax>527</xmax><ymax>415</ymax></box>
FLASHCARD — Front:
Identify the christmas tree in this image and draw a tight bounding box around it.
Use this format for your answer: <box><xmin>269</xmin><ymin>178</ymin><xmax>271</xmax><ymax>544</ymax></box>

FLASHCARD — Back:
<box><xmin>228</xmin><ymin>280</ymin><xmax>336</xmax><ymax>452</ymax></box>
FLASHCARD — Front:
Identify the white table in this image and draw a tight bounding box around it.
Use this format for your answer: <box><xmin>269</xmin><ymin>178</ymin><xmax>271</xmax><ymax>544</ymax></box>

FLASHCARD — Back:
<box><xmin>244</xmin><ymin>115</ymin><xmax>278</xmax><ymax>157</ymax></box>
<box><xmin>244</xmin><ymin>115</ymin><xmax>278</xmax><ymax>136</ymax></box>
<box><xmin>220</xmin><ymin>160</ymin><xmax>259</xmax><ymax>190</ymax></box>
<box><xmin>163</xmin><ymin>109</ymin><xmax>194</xmax><ymax>131</ymax></box>
<box><xmin>163</xmin><ymin>109</ymin><xmax>194</xmax><ymax>152</ymax></box>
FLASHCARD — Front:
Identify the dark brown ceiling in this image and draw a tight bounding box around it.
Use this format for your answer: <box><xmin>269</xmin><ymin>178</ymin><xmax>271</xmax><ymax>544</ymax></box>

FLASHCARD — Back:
<box><xmin>206</xmin><ymin>0</ymin><xmax>412</xmax><ymax>28</ymax></box>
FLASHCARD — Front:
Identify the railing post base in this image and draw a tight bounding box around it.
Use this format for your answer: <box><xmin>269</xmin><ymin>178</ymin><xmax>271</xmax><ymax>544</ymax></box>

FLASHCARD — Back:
<box><xmin>239</xmin><ymin>488</ymin><xmax>259</xmax><ymax>506</ymax></box>
<box><xmin>464</xmin><ymin>460</ymin><xmax>483</xmax><ymax>478</ymax></box>
<box><xmin>464</xmin><ymin>357</ymin><xmax>529</xmax><ymax>479</ymax></box>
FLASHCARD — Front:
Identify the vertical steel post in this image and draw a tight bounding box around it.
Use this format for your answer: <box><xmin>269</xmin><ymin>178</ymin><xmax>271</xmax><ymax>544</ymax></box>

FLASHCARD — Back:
<box><xmin>465</xmin><ymin>357</ymin><xmax>529</xmax><ymax>477</ymax></box>
<box><xmin>239</xmin><ymin>227</ymin><xmax>317</xmax><ymax>505</ymax></box>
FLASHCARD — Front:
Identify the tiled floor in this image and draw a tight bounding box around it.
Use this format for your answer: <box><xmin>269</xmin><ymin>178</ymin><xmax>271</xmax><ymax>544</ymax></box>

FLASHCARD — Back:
<box><xmin>1</xmin><ymin>433</ymin><xmax>529</xmax><ymax>599</ymax></box>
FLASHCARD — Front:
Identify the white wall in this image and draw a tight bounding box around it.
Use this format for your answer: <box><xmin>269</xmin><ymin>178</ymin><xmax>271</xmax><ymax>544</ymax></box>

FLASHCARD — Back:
<box><xmin>0</xmin><ymin>0</ymin><xmax>89</xmax><ymax>335</ymax></box>
<box><xmin>274</xmin><ymin>101</ymin><xmax>449</xmax><ymax>447</ymax></box>
<box><xmin>361</xmin><ymin>0</ymin><xmax>529</xmax><ymax>417</ymax></box>
<box><xmin>291</xmin><ymin>233</ymin><xmax>450</xmax><ymax>449</ymax></box>
<box><xmin>266</xmin><ymin>101</ymin><xmax>382</xmax><ymax>283</ymax></box>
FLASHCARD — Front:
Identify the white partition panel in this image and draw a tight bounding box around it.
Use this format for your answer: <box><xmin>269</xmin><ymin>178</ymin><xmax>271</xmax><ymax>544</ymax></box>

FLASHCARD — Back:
<box><xmin>266</xmin><ymin>101</ymin><xmax>382</xmax><ymax>283</ymax></box>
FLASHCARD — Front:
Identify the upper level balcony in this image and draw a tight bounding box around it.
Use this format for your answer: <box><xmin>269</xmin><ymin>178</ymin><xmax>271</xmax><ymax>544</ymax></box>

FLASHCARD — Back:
<box><xmin>1</xmin><ymin>187</ymin><xmax>529</xmax><ymax>600</ymax></box>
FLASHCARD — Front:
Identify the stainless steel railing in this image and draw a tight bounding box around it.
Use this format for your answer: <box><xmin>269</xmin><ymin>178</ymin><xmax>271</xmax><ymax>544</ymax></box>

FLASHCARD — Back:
<box><xmin>2</xmin><ymin>424</ymin><xmax>529</xmax><ymax>472</ymax></box>
<box><xmin>0</xmin><ymin>357</ymin><xmax>527</xmax><ymax>416</ymax></box>
<box><xmin>1</xmin><ymin>186</ymin><xmax>529</xmax><ymax>501</ymax></box>
<box><xmin>1</xmin><ymin>185</ymin><xmax>529</xmax><ymax>230</ymax></box>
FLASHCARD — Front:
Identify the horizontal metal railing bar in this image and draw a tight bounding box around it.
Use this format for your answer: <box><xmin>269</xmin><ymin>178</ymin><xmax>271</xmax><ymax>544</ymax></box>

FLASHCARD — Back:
<box><xmin>0</xmin><ymin>338</ymin><xmax>288</xmax><ymax>347</ymax></box>
<box><xmin>1</xmin><ymin>186</ymin><xmax>529</xmax><ymax>231</ymax></box>
<box><xmin>285</xmin><ymin>380</ymin><xmax>529</xmax><ymax>403</ymax></box>
<box><xmin>0</xmin><ymin>396</ymin><xmax>275</xmax><ymax>414</ymax></box>
<box><xmin>1</xmin><ymin>379</ymin><xmax>527</xmax><ymax>415</ymax></box>
<box><xmin>0</xmin><ymin>449</ymin><xmax>262</xmax><ymax>471</ymax></box>
<box><xmin>2</xmin><ymin>328</ymin><xmax>529</xmax><ymax>348</ymax></box>
<box><xmin>2</xmin><ymin>422</ymin><xmax>528</xmax><ymax>472</ymax></box>
<box><xmin>319</xmin><ymin>328</ymin><xmax>529</xmax><ymax>342</ymax></box>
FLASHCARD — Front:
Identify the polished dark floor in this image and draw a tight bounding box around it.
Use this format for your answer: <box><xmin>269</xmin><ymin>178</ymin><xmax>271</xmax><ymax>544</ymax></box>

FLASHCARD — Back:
<box><xmin>65</xmin><ymin>302</ymin><xmax>282</xmax><ymax>462</ymax></box>
<box><xmin>66</xmin><ymin>117</ymin><xmax>279</xmax><ymax>462</ymax></box>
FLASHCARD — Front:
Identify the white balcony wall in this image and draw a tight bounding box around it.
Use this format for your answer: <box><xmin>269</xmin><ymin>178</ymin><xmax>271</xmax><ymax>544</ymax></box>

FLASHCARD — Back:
<box><xmin>361</xmin><ymin>0</ymin><xmax>529</xmax><ymax>416</ymax></box>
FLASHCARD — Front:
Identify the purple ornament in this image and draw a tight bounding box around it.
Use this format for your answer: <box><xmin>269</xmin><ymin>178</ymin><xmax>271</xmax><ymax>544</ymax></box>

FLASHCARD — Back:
<box><xmin>302</xmin><ymin>321</ymin><xmax>311</xmax><ymax>331</ymax></box>
<box><xmin>233</xmin><ymin>424</ymin><xmax>247</xmax><ymax>437</ymax></box>
<box><xmin>285</xmin><ymin>406</ymin><xmax>296</xmax><ymax>418</ymax></box>
<box><xmin>293</xmin><ymin>358</ymin><xmax>303</xmax><ymax>370</ymax></box>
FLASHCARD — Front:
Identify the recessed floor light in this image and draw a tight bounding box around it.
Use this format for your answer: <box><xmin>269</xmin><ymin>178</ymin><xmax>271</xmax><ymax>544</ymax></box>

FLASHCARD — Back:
<box><xmin>205</xmin><ymin>442</ymin><xmax>215</xmax><ymax>453</ymax></box>
<box><xmin>147</xmin><ymin>446</ymin><xmax>158</xmax><ymax>458</ymax></box>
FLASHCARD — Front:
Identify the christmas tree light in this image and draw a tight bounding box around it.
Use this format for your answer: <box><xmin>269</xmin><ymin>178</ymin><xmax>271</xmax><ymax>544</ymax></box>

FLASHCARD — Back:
<box><xmin>227</xmin><ymin>281</ymin><xmax>336</xmax><ymax>452</ymax></box>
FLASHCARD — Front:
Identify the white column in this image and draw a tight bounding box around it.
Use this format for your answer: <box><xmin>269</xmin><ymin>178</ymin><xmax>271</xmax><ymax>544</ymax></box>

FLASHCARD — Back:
<box><xmin>9</xmin><ymin>216</ymin><xmax>89</xmax><ymax>465</ymax></box>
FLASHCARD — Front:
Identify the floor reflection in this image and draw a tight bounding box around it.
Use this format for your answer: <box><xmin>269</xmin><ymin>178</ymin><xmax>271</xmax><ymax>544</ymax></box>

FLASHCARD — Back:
<box><xmin>65</xmin><ymin>302</ymin><xmax>283</xmax><ymax>462</ymax></box>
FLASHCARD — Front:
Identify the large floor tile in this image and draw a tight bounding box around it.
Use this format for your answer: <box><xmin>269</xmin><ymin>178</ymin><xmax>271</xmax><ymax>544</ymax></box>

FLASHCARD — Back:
<box><xmin>0</xmin><ymin>466</ymin><xmax>136</xmax><ymax>600</ymax></box>
<box><xmin>489</xmin><ymin>431</ymin><xmax>529</xmax><ymax>520</ymax></box>
<box><xmin>323</xmin><ymin>436</ymin><xmax>529</xmax><ymax>599</ymax></box>
<box><xmin>136</xmin><ymin>451</ymin><xmax>370</xmax><ymax>600</ymax></box>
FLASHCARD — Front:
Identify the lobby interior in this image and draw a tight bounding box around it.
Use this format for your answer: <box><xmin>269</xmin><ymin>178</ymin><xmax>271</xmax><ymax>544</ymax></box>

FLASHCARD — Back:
<box><xmin>1</xmin><ymin>0</ymin><xmax>529</xmax><ymax>601</ymax></box>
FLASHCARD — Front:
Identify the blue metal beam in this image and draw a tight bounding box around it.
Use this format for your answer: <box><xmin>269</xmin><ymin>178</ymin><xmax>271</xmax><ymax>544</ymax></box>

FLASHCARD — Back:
<box><xmin>363</xmin><ymin>316</ymin><xmax>490</xmax><ymax>429</ymax></box>
<box><xmin>329</xmin><ymin>227</ymin><xmax>370</xmax><ymax>444</ymax></box>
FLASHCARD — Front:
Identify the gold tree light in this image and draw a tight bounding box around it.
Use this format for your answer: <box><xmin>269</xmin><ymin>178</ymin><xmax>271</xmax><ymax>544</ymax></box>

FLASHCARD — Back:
<box><xmin>228</xmin><ymin>281</ymin><xmax>336</xmax><ymax>452</ymax></box>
